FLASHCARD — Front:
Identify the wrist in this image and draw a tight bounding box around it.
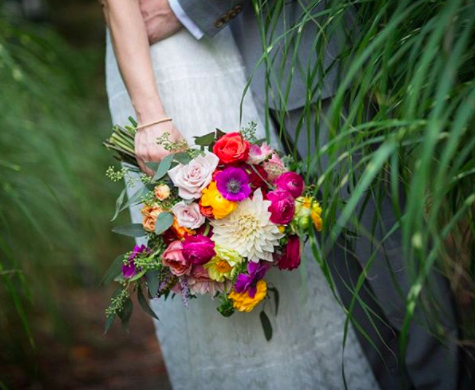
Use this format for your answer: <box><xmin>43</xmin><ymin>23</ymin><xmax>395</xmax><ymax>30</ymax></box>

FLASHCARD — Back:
<box><xmin>134</xmin><ymin>98</ymin><xmax>167</xmax><ymax>123</ymax></box>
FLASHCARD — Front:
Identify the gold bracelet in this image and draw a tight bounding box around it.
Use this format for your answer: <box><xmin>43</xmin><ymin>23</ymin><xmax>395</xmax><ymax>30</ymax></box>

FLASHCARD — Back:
<box><xmin>136</xmin><ymin>117</ymin><xmax>172</xmax><ymax>131</ymax></box>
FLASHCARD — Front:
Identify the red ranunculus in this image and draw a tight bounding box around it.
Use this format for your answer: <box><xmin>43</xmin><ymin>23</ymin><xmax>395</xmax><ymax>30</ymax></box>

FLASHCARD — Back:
<box><xmin>278</xmin><ymin>235</ymin><xmax>301</xmax><ymax>270</ymax></box>
<box><xmin>267</xmin><ymin>189</ymin><xmax>295</xmax><ymax>224</ymax></box>
<box><xmin>213</xmin><ymin>132</ymin><xmax>250</xmax><ymax>164</ymax></box>
<box><xmin>245</xmin><ymin>163</ymin><xmax>269</xmax><ymax>191</ymax></box>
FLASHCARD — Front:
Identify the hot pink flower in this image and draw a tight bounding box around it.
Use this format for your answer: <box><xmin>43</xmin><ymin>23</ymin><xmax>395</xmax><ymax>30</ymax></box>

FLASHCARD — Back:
<box><xmin>267</xmin><ymin>189</ymin><xmax>295</xmax><ymax>224</ymax></box>
<box><xmin>182</xmin><ymin>234</ymin><xmax>216</xmax><ymax>265</ymax></box>
<box><xmin>162</xmin><ymin>241</ymin><xmax>191</xmax><ymax>276</ymax></box>
<box><xmin>274</xmin><ymin>172</ymin><xmax>305</xmax><ymax>198</ymax></box>
<box><xmin>278</xmin><ymin>235</ymin><xmax>301</xmax><ymax>270</ymax></box>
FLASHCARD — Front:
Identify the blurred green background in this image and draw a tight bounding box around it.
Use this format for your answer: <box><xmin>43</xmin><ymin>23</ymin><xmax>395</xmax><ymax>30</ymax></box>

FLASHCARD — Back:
<box><xmin>0</xmin><ymin>1</ymin><xmax>169</xmax><ymax>389</ymax></box>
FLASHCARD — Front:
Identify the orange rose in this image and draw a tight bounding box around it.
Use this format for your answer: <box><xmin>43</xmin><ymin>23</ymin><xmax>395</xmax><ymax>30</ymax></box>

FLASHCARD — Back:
<box><xmin>199</xmin><ymin>200</ymin><xmax>214</xmax><ymax>218</ymax></box>
<box><xmin>212</xmin><ymin>132</ymin><xmax>250</xmax><ymax>164</ymax></box>
<box><xmin>171</xmin><ymin>218</ymin><xmax>195</xmax><ymax>239</ymax></box>
<box><xmin>141</xmin><ymin>204</ymin><xmax>163</xmax><ymax>232</ymax></box>
<box><xmin>154</xmin><ymin>184</ymin><xmax>171</xmax><ymax>201</ymax></box>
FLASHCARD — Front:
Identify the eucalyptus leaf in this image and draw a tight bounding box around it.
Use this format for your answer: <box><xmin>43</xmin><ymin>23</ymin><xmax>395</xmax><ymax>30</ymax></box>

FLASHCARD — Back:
<box><xmin>129</xmin><ymin>269</ymin><xmax>147</xmax><ymax>282</ymax></box>
<box><xmin>111</xmin><ymin>188</ymin><xmax>127</xmax><ymax>222</ymax></box>
<box><xmin>174</xmin><ymin>152</ymin><xmax>192</xmax><ymax>164</ymax></box>
<box><xmin>153</xmin><ymin>154</ymin><xmax>174</xmax><ymax>181</ymax></box>
<box><xmin>112</xmin><ymin>223</ymin><xmax>146</xmax><ymax>237</ymax></box>
<box><xmin>118</xmin><ymin>298</ymin><xmax>133</xmax><ymax>332</ymax></box>
<box><xmin>194</xmin><ymin>131</ymin><xmax>215</xmax><ymax>147</ymax></box>
<box><xmin>100</xmin><ymin>253</ymin><xmax>125</xmax><ymax>286</ymax></box>
<box><xmin>260</xmin><ymin>311</ymin><xmax>273</xmax><ymax>341</ymax></box>
<box><xmin>104</xmin><ymin>313</ymin><xmax>116</xmax><ymax>334</ymax></box>
<box><xmin>145</xmin><ymin>162</ymin><xmax>160</xmax><ymax>171</ymax></box>
<box><xmin>137</xmin><ymin>287</ymin><xmax>159</xmax><ymax>320</ymax></box>
<box><xmin>154</xmin><ymin>212</ymin><xmax>174</xmax><ymax>235</ymax></box>
<box><xmin>119</xmin><ymin>185</ymin><xmax>149</xmax><ymax>213</ymax></box>
<box><xmin>146</xmin><ymin>270</ymin><xmax>160</xmax><ymax>297</ymax></box>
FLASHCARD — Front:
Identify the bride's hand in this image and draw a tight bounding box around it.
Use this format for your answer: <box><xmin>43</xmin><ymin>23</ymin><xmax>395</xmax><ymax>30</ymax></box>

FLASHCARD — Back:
<box><xmin>135</xmin><ymin>120</ymin><xmax>186</xmax><ymax>176</ymax></box>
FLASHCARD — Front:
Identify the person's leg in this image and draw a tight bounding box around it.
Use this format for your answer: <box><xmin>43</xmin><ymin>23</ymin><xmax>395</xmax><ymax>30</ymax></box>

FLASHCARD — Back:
<box><xmin>271</xmin><ymin>98</ymin><xmax>464</xmax><ymax>389</ymax></box>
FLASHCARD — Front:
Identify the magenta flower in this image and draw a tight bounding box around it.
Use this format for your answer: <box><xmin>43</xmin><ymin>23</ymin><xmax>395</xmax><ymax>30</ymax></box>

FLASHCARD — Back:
<box><xmin>235</xmin><ymin>261</ymin><xmax>269</xmax><ymax>298</ymax></box>
<box><xmin>182</xmin><ymin>234</ymin><xmax>216</xmax><ymax>265</ymax></box>
<box><xmin>267</xmin><ymin>189</ymin><xmax>296</xmax><ymax>224</ymax></box>
<box><xmin>215</xmin><ymin>167</ymin><xmax>251</xmax><ymax>202</ymax></box>
<box><xmin>278</xmin><ymin>235</ymin><xmax>301</xmax><ymax>270</ymax></box>
<box><xmin>122</xmin><ymin>244</ymin><xmax>149</xmax><ymax>279</ymax></box>
<box><xmin>274</xmin><ymin>172</ymin><xmax>305</xmax><ymax>198</ymax></box>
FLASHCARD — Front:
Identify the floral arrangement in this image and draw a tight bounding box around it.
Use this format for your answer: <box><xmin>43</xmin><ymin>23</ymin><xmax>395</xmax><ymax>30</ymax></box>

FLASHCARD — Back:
<box><xmin>102</xmin><ymin>120</ymin><xmax>322</xmax><ymax>339</ymax></box>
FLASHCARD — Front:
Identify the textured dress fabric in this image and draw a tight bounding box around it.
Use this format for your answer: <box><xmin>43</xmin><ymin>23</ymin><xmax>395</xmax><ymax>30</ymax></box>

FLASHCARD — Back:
<box><xmin>105</xmin><ymin>28</ymin><xmax>379</xmax><ymax>390</ymax></box>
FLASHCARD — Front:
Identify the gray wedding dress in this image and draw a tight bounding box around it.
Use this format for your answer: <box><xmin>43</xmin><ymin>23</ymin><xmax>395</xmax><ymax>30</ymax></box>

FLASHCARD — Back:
<box><xmin>105</xmin><ymin>28</ymin><xmax>379</xmax><ymax>390</ymax></box>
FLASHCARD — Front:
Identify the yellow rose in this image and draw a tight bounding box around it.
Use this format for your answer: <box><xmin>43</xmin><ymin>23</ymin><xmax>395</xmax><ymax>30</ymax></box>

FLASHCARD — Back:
<box><xmin>154</xmin><ymin>184</ymin><xmax>171</xmax><ymax>201</ymax></box>
<box><xmin>201</xmin><ymin>181</ymin><xmax>237</xmax><ymax>219</ymax></box>
<box><xmin>229</xmin><ymin>280</ymin><xmax>267</xmax><ymax>312</ymax></box>
<box><xmin>294</xmin><ymin>196</ymin><xmax>322</xmax><ymax>231</ymax></box>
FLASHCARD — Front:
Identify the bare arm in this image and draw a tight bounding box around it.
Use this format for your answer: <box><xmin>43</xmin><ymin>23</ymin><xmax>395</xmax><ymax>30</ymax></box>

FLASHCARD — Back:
<box><xmin>101</xmin><ymin>0</ymin><xmax>184</xmax><ymax>175</ymax></box>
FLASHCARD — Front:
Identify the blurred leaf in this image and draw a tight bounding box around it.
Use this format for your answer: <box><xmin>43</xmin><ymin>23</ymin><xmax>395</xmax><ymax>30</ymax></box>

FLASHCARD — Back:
<box><xmin>174</xmin><ymin>152</ymin><xmax>192</xmax><ymax>164</ymax></box>
<box><xmin>111</xmin><ymin>188</ymin><xmax>127</xmax><ymax>222</ymax></box>
<box><xmin>268</xmin><ymin>286</ymin><xmax>280</xmax><ymax>316</ymax></box>
<box><xmin>260</xmin><ymin>310</ymin><xmax>273</xmax><ymax>341</ymax></box>
<box><xmin>146</xmin><ymin>270</ymin><xmax>160</xmax><ymax>297</ymax></box>
<box><xmin>112</xmin><ymin>223</ymin><xmax>146</xmax><ymax>237</ymax></box>
<box><xmin>104</xmin><ymin>314</ymin><xmax>116</xmax><ymax>334</ymax></box>
<box><xmin>152</xmin><ymin>154</ymin><xmax>174</xmax><ymax>181</ymax></box>
<box><xmin>118</xmin><ymin>298</ymin><xmax>133</xmax><ymax>332</ymax></box>
<box><xmin>137</xmin><ymin>287</ymin><xmax>158</xmax><ymax>320</ymax></box>
<box><xmin>100</xmin><ymin>253</ymin><xmax>125</xmax><ymax>286</ymax></box>
<box><xmin>194</xmin><ymin>131</ymin><xmax>215</xmax><ymax>147</ymax></box>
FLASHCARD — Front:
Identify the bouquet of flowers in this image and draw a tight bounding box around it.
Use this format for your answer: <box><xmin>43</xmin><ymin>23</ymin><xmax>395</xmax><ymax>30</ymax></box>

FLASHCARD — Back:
<box><xmin>102</xmin><ymin>119</ymin><xmax>322</xmax><ymax>339</ymax></box>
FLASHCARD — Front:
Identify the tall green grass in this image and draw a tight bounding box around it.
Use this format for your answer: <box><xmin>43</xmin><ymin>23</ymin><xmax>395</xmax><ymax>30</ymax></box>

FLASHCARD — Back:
<box><xmin>251</xmin><ymin>0</ymin><xmax>474</xmax><ymax>371</ymax></box>
<box><xmin>0</xmin><ymin>15</ymin><xmax>127</xmax><ymax>378</ymax></box>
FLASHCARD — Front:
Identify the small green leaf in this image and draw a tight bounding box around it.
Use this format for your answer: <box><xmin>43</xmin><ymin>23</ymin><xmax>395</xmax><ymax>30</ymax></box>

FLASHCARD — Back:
<box><xmin>128</xmin><ymin>116</ymin><xmax>138</xmax><ymax>127</ymax></box>
<box><xmin>153</xmin><ymin>154</ymin><xmax>174</xmax><ymax>181</ymax></box>
<box><xmin>119</xmin><ymin>185</ymin><xmax>149</xmax><ymax>214</ymax></box>
<box><xmin>145</xmin><ymin>162</ymin><xmax>160</xmax><ymax>171</ymax></box>
<box><xmin>194</xmin><ymin>131</ymin><xmax>215</xmax><ymax>147</ymax></box>
<box><xmin>104</xmin><ymin>314</ymin><xmax>116</xmax><ymax>334</ymax></box>
<box><xmin>260</xmin><ymin>311</ymin><xmax>273</xmax><ymax>341</ymax></box>
<box><xmin>112</xmin><ymin>223</ymin><xmax>146</xmax><ymax>237</ymax></box>
<box><xmin>137</xmin><ymin>287</ymin><xmax>159</xmax><ymax>320</ymax></box>
<box><xmin>100</xmin><ymin>254</ymin><xmax>125</xmax><ymax>286</ymax></box>
<box><xmin>216</xmin><ymin>128</ymin><xmax>226</xmax><ymax>139</ymax></box>
<box><xmin>174</xmin><ymin>152</ymin><xmax>192</xmax><ymax>164</ymax></box>
<box><xmin>154</xmin><ymin>212</ymin><xmax>174</xmax><ymax>235</ymax></box>
<box><xmin>111</xmin><ymin>188</ymin><xmax>127</xmax><ymax>222</ymax></box>
<box><xmin>118</xmin><ymin>298</ymin><xmax>133</xmax><ymax>332</ymax></box>
<box><xmin>146</xmin><ymin>270</ymin><xmax>160</xmax><ymax>297</ymax></box>
<box><xmin>268</xmin><ymin>287</ymin><xmax>280</xmax><ymax>316</ymax></box>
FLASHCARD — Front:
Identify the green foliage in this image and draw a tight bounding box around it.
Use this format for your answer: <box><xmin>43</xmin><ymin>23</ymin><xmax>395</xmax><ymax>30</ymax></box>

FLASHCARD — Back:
<box><xmin>0</xmin><ymin>14</ymin><xmax>128</xmax><ymax>374</ymax></box>
<box><xmin>252</xmin><ymin>0</ymin><xmax>475</xmax><ymax>366</ymax></box>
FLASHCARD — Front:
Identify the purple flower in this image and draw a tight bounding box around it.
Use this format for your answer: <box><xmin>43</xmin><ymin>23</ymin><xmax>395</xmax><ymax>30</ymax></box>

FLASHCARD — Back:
<box><xmin>182</xmin><ymin>234</ymin><xmax>216</xmax><ymax>265</ymax></box>
<box><xmin>274</xmin><ymin>172</ymin><xmax>305</xmax><ymax>198</ymax></box>
<box><xmin>235</xmin><ymin>261</ymin><xmax>269</xmax><ymax>298</ymax></box>
<box><xmin>267</xmin><ymin>189</ymin><xmax>296</xmax><ymax>224</ymax></box>
<box><xmin>122</xmin><ymin>244</ymin><xmax>149</xmax><ymax>279</ymax></box>
<box><xmin>215</xmin><ymin>167</ymin><xmax>251</xmax><ymax>202</ymax></box>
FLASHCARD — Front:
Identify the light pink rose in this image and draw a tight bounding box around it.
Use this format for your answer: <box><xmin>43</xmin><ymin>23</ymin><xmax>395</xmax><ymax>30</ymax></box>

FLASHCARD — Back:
<box><xmin>246</xmin><ymin>142</ymin><xmax>274</xmax><ymax>164</ymax></box>
<box><xmin>168</xmin><ymin>152</ymin><xmax>219</xmax><ymax>199</ymax></box>
<box><xmin>188</xmin><ymin>265</ymin><xmax>229</xmax><ymax>296</ymax></box>
<box><xmin>171</xmin><ymin>201</ymin><xmax>205</xmax><ymax>229</ymax></box>
<box><xmin>162</xmin><ymin>241</ymin><xmax>191</xmax><ymax>277</ymax></box>
<box><xmin>263</xmin><ymin>153</ymin><xmax>288</xmax><ymax>182</ymax></box>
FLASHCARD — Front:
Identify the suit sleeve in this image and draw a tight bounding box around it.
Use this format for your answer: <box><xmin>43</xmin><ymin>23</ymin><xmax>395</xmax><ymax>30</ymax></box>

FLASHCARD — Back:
<box><xmin>175</xmin><ymin>0</ymin><xmax>249</xmax><ymax>38</ymax></box>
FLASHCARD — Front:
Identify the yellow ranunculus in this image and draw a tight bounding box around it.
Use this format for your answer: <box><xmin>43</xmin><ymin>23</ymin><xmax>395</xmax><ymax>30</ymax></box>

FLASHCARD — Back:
<box><xmin>294</xmin><ymin>196</ymin><xmax>323</xmax><ymax>231</ymax></box>
<box><xmin>204</xmin><ymin>246</ymin><xmax>243</xmax><ymax>282</ymax></box>
<box><xmin>201</xmin><ymin>181</ymin><xmax>237</xmax><ymax>219</ymax></box>
<box><xmin>228</xmin><ymin>280</ymin><xmax>267</xmax><ymax>312</ymax></box>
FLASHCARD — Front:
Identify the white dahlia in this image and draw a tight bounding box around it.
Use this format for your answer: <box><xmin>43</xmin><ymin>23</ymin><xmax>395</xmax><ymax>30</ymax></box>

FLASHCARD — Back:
<box><xmin>210</xmin><ymin>189</ymin><xmax>284</xmax><ymax>262</ymax></box>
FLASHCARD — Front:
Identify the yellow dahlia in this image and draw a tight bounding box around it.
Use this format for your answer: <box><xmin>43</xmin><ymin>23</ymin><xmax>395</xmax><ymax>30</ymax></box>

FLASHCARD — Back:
<box><xmin>229</xmin><ymin>280</ymin><xmax>267</xmax><ymax>312</ymax></box>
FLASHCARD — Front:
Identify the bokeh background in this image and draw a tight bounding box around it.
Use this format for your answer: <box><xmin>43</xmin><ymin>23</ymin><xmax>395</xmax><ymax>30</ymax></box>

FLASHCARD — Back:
<box><xmin>0</xmin><ymin>1</ymin><xmax>170</xmax><ymax>388</ymax></box>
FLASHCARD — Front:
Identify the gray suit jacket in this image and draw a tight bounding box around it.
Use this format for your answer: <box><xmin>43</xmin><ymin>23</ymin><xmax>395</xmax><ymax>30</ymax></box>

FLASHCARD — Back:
<box><xmin>177</xmin><ymin>0</ymin><xmax>346</xmax><ymax>110</ymax></box>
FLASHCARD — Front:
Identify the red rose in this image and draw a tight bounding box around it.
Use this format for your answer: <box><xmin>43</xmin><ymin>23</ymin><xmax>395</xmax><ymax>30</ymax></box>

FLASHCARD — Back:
<box><xmin>278</xmin><ymin>235</ymin><xmax>301</xmax><ymax>270</ymax></box>
<box><xmin>213</xmin><ymin>132</ymin><xmax>250</xmax><ymax>164</ymax></box>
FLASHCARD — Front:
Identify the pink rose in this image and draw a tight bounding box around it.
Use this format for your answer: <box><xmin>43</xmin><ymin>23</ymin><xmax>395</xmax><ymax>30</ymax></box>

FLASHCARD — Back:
<box><xmin>168</xmin><ymin>152</ymin><xmax>219</xmax><ymax>200</ymax></box>
<box><xmin>278</xmin><ymin>235</ymin><xmax>301</xmax><ymax>270</ymax></box>
<box><xmin>182</xmin><ymin>234</ymin><xmax>216</xmax><ymax>265</ymax></box>
<box><xmin>274</xmin><ymin>172</ymin><xmax>305</xmax><ymax>198</ymax></box>
<box><xmin>246</xmin><ymin>142</ymin><xmax>274</xmax><ymax>164</ymax></box>
<box><xmin>188</xmin><ymin>265</ymin><xmax>229</xmax><ymax>295</ymax></box>
<box><xmin>172</xmin><ymin>201</ymin><xmax>205</xmax><ymax>229</ymax></box>
<box><xmin>162</xmin><ymin>241</ymin><xmax>191</xmax><ymax>276</ymax></box>
<box><xmin>267</xmin><ymin>189</ymin><xmax>295</xmax><ymax>224</ymax></box>
<box><xmin>263</xmin><ymin>153</ymin><xmax>287</xmax><ymax>182</ymax></box>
